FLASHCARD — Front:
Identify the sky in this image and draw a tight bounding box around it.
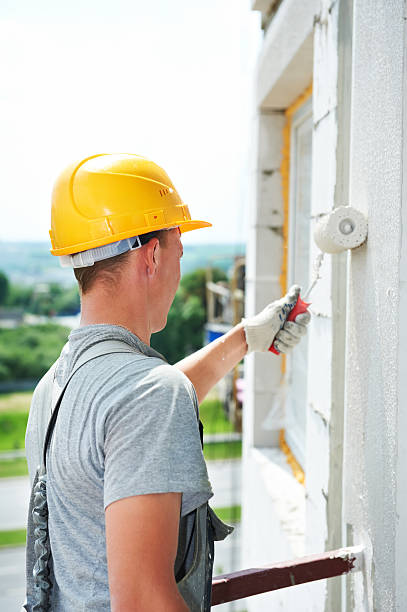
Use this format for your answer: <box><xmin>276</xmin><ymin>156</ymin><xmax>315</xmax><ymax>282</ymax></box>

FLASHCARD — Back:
<box><xmin>0</xmin><ymin>0</ymin><xmax>261</xmax><ymax>246</ymax></box>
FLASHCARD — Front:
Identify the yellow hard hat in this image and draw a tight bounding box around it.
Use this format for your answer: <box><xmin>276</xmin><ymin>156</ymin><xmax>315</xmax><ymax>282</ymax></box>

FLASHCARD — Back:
<box><xmin>49</xmin><ymin>153</ymin><xmax>212</xmax><ymax>256</ymax></box>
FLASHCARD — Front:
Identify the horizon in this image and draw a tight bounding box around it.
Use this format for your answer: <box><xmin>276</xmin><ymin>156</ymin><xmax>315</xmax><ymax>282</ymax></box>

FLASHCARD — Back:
<box><xmin>0</xmin><ymin>240</ymin><xmax>245</xmax><ymax>288</ymax></box>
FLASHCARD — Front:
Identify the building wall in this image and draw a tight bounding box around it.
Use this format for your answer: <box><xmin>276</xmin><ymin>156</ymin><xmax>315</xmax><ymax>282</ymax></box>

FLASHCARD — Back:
<box><xmin>344</xmin><ymin>1</ymin><xmax>406</xmax><ymax>610</ymax></box>
<box><xmin>243</xmin><ymin>0</ymin><xmax>339</xmax><ymax>610</ymax></box>
<box><xmin>245</xmin><ymin>1</ymin><xmax>407</xmax><ymax>611</ymax></box>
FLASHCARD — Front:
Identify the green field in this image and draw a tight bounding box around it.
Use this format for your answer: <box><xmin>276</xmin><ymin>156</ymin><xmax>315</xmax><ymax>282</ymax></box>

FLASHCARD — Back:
<box><xmin>200</xmin><ymin>396</ymin><xmax>241</xmax><ymax>460</ymax></box>
<box><xmin>213</xmin><ymin>505</ymin><xmax>241</xmax><ymax>524</ymax></box>
<box><xmin>0</xmin><ymin>410</ymin><xmax>29</xmax><ymax>451</ymax></box>
<box><xmin>0</xmin><ymin>528</ymin><xmax>26</xmax><ymax>548</ymax></box>
<box><xmin>0</xmin><ymin>391</ymin><xmax>32</xmax><ymax>413</ymax></box>
<box><xmin>0</xmin><ymin>394</ymin><xmax>235</xmax><ymax>448</ymax></box>
<box><xmin>0</xmin><ymin>457</ymin><xmax>28</xmax><ymax>478</ymax></box>
<box><xmin>0</xmin><ymin>443</ymin><xmax>242</xmax><ymax>477</ymax></box>
<box><xmin>0</xmin><ymin>393</ymin><xmax>240</xmax><ymax>476</ymax></box>
<box><xmin>199</xmin><ymin>397</ymin><xmax>234</xmax><ymax>435</ymax></box>
<box><xmin>0</xmin><ymin>392</ymin><xmax>31</xmax><ymax>476</ymax></box>
<box><xmin>203</xmin><ymin>440</ymin><xmax>242</xmax><ymax>461</ymax></box>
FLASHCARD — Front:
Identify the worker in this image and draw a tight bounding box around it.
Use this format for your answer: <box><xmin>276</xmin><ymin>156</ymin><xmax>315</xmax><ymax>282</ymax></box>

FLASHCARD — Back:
<box><xmin>24</xmin><ymin>153</ymin><xmax>310</xmax><ymax>612</ymax></box>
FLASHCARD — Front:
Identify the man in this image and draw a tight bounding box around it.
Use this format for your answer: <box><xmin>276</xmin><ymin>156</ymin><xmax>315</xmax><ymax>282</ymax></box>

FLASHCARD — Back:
<box><xmin>24</xmin><ymin>153</ymin><xmax>310</xmax><ymax>611</ymax></box>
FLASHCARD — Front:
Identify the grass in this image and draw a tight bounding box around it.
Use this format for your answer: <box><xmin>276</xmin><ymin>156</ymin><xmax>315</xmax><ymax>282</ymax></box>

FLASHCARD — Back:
<box><xmin>203</xmin><ymin>440</ymin><xmax>242</xmax><ymax>461</ymax></box>
<box><xmin>213</xmin><ymin>505</ymin><xmax>241</xmax><ymax>524</ymax></box>
<box><xmin>0</xmin><ymin>410</ymin><xmax>29</xmax><ymax>451</ymax></box>
<box><xmin>0</xmin><ymin>392</ymin><xmax>31</xmax><ymax>453</ymax></box>
<box><xmin>0</xmin><ymin>391</ymin><xmax>32</xmax><ymax>413</ymax></box>
<box><xmin>0</xmin><ymin>528</ymin><xmax>26</xmax><ymax>548</ymax></box>
<box><xmin>0</xmin><ymin>393</ymin><xmax>239</xmax><ymax>471</ymax></box>
<box><xmin>199</xmin><ymin>397</ymin><xmax>234</xmax><ymax>435</ymax></box>
<box><xmin>0</xmin><ymin>457</ymin><xmax>28</xmax><ymax>478</ymax></box>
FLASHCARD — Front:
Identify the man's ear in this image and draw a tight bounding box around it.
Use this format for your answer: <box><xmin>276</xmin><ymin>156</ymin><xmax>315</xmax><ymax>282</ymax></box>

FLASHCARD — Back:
<box><xmin>144</xmin><ymin>238</ymin><xmax>160</xmax><ymax>277</ymax></box>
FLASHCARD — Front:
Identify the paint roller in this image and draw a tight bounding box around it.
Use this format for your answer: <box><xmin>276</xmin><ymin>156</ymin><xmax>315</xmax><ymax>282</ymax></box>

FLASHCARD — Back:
<box><xmin>269</xmin><ymin>206</ymin><xmax>368</xmax><ymax>354</ymax></box>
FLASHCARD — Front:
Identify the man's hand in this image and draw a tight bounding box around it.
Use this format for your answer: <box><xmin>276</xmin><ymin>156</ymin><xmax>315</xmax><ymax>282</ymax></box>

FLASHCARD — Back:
<box><xmin>105</xmin><ymin>493</ymin><xmax>189</xmax><ymax>611</ymax></box>
<box><xmin>243</xmin><ymin>285</ymin><xmax>311</xmax><ymax>353</ymax></box>
<box><xmin>176</xmin><ymin>286</ymin><xmax>310</xmax><ymax>402</ymax></box>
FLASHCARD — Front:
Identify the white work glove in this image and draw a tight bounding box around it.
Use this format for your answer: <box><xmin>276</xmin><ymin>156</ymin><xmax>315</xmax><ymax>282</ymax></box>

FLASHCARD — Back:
<box><xmin>242</xmin><ymin>285</ymin><xmax>311</xmax><ymax>354</ymax></box>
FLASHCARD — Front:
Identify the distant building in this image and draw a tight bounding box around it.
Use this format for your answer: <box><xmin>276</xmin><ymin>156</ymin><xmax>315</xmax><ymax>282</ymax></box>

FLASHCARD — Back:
<box><xmin>206</xmin><ymin>257</ymin><xmax>245</xmax><ymax>428</ymax></box>
<box><xmin>242</xmin><ymin>1</ymin><xmax>407</xmax><ymax>610</ymax></box>
<box><xmin>23</xmin><ymin>313</ymin><xmax>80</xmax><ymax>330</ymax></box>
<box><xmin>0</xmin><ymin>308</ymin><xmax>23</xmax><ymax>329</ymax></box>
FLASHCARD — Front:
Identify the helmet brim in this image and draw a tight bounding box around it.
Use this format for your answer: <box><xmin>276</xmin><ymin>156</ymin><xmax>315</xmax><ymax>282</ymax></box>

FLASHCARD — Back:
<box><xmin>179</xmin><ymin>220</ymin><xmax>212</xmax><ymax>233</ymax></box>
<box><xmin>51</xmin><ymin>219</ymin><xmax>212</xmax><ymax>256</ymax></box>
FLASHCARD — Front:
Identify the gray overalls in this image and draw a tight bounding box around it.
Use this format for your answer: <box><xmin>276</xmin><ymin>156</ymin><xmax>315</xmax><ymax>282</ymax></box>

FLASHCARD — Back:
<box><xmin>25</xmin><ymin>340</ymin><xmax>232</xmax><ymax>611</ymax></box>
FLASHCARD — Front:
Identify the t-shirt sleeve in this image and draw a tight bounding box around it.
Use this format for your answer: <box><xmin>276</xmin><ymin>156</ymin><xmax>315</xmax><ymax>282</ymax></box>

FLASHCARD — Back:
<box><xmin>103</xmin><ymin>363</ymin><xmax>213</xmax><ymax>515</ymax></box>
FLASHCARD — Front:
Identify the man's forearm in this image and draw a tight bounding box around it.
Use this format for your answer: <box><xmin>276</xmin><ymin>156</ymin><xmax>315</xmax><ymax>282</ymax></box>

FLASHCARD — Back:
<box><xmin>175</xmin><ymin>323</ymin><xmax>248</xmax><ymax>404</ymax></box>
<box><xmin>111</xmin><ymin>585</ymin><xmax>189</xmax><ymax>612</ymax></box>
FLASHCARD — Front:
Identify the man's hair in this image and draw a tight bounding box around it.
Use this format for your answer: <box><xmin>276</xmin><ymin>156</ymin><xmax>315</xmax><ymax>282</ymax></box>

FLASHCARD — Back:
<box><xmin>74</xmin><ymin>230</ymin><xmax>168</xmax><ymax>294</ymax></box>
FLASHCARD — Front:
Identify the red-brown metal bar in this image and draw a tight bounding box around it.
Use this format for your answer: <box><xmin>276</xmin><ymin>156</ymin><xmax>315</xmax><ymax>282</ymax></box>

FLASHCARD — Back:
<box><xmin>211</xmin><ymin>546</ymin><xmax>363</xmax><ymax>606</ymax></box>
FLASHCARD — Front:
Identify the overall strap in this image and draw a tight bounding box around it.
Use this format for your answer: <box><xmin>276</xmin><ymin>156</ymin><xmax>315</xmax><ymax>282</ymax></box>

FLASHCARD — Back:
<box><xmin>42</xmin><ymin>340</ymin><xmax>139</xmax><ymax>468</ymax></box>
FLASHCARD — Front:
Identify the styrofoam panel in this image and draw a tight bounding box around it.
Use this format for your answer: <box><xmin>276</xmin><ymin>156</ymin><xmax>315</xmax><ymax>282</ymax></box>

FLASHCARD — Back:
<box><xmin>313</xmin><ymin>0</ymin><xmax>339</xmax><ymax>124</ymax></box>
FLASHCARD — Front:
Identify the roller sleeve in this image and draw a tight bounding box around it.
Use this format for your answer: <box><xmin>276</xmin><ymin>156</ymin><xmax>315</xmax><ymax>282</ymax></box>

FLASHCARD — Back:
<box><xmin>313</xmin><ymin>206</ymin><xmax>368</xmax><ymax>254</ymax></box>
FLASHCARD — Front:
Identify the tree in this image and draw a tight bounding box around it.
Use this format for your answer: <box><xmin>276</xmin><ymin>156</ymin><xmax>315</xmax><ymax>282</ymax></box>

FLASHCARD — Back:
<box><xmin>0</xmin><ymin>271</ymin><xmax>9</xmax><ymax>305</ymax></box>
<box><xmin>0</xmin><ymin>324</ymin><xmax>70</xmax><ymax>382</ymax></box>
<box><xmin>52</xmin><ymin>286</ymin><xmax>80</xmax><ymax>315</ymax></box>
<box><xmin>179</xmin><ymin>267</ymin><xmax>227</xmax><ymax>311</ymax></box>
<box><xmin>5</xmin><ymin>281</ymin><xmax>80</xmax><ymax>316</ymax></box>
<box><xmin>150</xmin><ymin>267</ymin><xmax>227</xmax><ymax>364</ymax></box>
<box><xmin>6</xmin><ymin>284</ymin><xmax>33</xmax><ymax>309</ymax></box>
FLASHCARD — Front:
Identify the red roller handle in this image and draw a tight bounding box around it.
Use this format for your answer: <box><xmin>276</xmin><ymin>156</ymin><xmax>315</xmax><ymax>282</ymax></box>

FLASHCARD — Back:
<box><xmin>269</xmin><ymin>296</ymin><xmax>310</xmax><ymax>355</ymax></box>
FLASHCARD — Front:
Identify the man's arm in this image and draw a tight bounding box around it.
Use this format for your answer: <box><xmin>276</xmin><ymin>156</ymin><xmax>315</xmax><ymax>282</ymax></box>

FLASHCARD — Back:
<box><xmin>105</xmin><ymin>492</ymin><xmax>189</xmax><ymax>612</ymax></box>
<box><xmin>175</xmin><ymin>286</ymin><xmax>311</xmax><ymax>404</ymax></box>
<box><xmin>175</xmin><ymin>323</ymin><xmax>247</xmax><ymax>404</ymax></box>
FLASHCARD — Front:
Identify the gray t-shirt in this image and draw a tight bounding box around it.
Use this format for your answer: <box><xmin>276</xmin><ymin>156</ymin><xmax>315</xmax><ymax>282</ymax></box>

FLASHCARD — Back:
<box><xmin>25</xmin><ymin>324</ymin><xmax>212</xmax><ymax>611</ymax></box>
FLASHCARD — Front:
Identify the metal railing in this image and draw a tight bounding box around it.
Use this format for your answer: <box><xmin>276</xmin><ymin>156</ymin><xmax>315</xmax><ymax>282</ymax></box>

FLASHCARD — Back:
<box><xmin>211</xmin><ymin>545</ymin><xmax>363</xmax><ymax>606</ymax></box>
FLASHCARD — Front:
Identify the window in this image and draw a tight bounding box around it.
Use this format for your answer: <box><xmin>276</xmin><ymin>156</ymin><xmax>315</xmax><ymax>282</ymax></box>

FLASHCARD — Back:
<box><xmin>284</xmin><ymin>96</ymin><xmax>313</xmax><ymax>470</ymax></box>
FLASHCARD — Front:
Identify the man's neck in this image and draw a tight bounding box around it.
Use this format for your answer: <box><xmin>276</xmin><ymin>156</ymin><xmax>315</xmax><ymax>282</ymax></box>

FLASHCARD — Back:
<box><xmin>79</xmin><ymin>293</ymin><xmax>151</xmax><ymax>346</ymax></box>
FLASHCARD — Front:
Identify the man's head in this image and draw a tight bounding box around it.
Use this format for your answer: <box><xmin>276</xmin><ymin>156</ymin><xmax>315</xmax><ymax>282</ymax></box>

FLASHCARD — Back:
<box><xmin>71</xmin><ymin>227</ymin><xmax>182</xmax><ymax>339</ymax></box>
<box><xmin>49</xmin><ymin>154</ymin><xmax>209</xmax><ymax>341</ymax></box>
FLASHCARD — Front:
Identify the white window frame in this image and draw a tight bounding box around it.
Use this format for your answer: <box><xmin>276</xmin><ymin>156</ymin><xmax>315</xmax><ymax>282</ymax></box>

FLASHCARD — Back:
<box><xmin>284</xmin><ymin>97</ymin><xmax>313</xmax><ymax>470</ymax></box>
